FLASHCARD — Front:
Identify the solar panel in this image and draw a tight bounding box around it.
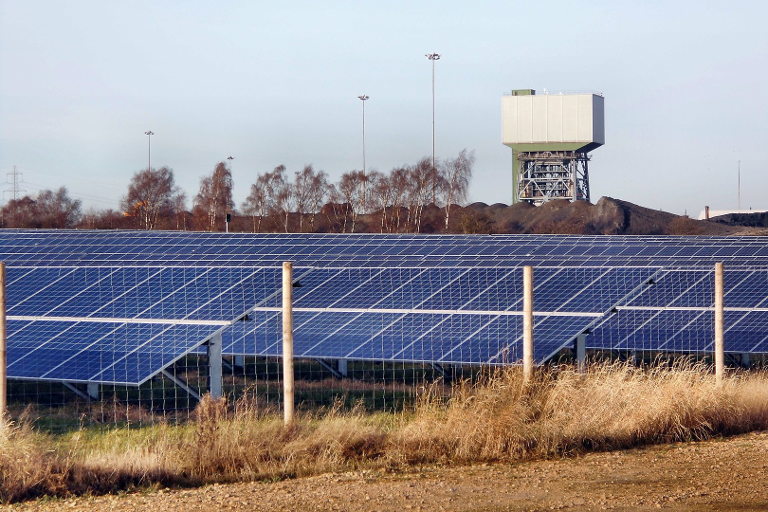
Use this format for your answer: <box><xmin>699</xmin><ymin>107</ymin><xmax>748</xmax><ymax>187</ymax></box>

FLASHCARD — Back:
<box><xmin>3</xmin><ymin>230</ymin><xmax>768</xmax><ymax>268</ymax></box>
<box><xmin>6</xmin><ymin>319</ymin><xmax>222</xmax><ymax>384</ymax></box>
<box><xmin>2</xmin><ymin>229</ymin><xmax>768</xmax><ymax>388</ymax></box>
<box><xmin>0</xmin><ymin>264</ymin><xmax>308</xmax><ymax>385</ymax></box>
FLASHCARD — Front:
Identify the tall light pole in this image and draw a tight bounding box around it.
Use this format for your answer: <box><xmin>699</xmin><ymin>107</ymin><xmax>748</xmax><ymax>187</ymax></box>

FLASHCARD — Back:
<box><xmin>357</xmin><ymin>95</ymin><xmax>369</xmax><ymax>209</ymax></box>
<box><xmin>144</xmin><ymin>130</ymin><xmax>154</xmax><ymax>172</ymax></box>
<box><xmin>426</xmin><ymin>52</ymin><xmax>440</xmax><ymax>203</ymax></box>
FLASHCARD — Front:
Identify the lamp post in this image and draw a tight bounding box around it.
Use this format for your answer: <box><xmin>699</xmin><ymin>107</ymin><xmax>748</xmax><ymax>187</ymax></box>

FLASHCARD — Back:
<box><xmin>425</xmin><ymin>52</ymin><xmax>440</xmax><ymax>203</ymax></box>
<box><xmin>357</xmin><ymin>95</ymin><xmax>369</xmax><ymax>209</ymax></box>
<box><xmin>144</xmin><ymin>130</ymin><xmax>154</xmax><ymax>172</ymax></box>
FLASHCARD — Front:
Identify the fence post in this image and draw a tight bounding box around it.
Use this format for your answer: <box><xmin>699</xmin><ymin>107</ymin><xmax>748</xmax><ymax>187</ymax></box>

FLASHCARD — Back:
<box><xmin>282</xmin><ymin>262</ymin><xmax>295</xmax><ymax>425</ymax></box>
<box><xmin>714</xmin><ymin>262</ymin><xmax>725</xmax><ymax>384</ymax></box>
<box><xmin>0</xmin><ymin>262</ymin><xmax>6</xmax><ymax>420</ymax></box>
<box><xmin>523</xmin><ymin>265</ymin><xmax>534</xmax><ymax>383</ymax></box>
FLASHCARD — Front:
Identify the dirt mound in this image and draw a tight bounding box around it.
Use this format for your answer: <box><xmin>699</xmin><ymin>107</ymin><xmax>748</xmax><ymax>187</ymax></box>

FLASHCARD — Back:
<box><xmin>459</xmin><ymin>196</ymin><xmax>740</xmax><ymax>235</ymax></box>
<box><xmin>232</xmin><ymin>197</ymin><xmax>766</xmax><ymax>235</ymax></box>
<box><xmin>710</xmin><ymin>211</ymin><xmax>768</xmax><ymax>228</ymax></box>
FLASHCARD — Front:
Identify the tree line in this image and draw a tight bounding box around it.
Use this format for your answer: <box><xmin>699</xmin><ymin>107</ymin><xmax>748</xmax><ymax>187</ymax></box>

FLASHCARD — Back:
<box><xmin>1</xmin><ymin>150</ymin><xmax>475</xmax><ymax>233</ymax></box>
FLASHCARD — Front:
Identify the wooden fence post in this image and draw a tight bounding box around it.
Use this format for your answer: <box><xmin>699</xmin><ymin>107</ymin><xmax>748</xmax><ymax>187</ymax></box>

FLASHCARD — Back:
<box><xmin>523</xmin><ymin>265</ymin><xmax>534</xmax><ymax>383</ymax></box>
<box><xmin>0</xmin><ymin>262</ymin><xmax>6</xmax><ymax>420</ymax></box>
<box><xmin>714</xmin><ymin>262</ymin><xmax>725</xmax><ymax>384</ymax></box>
<box><xmin>282</xmin><ymin>262</ymin><xmax>295</xmax><ymax>425</ymax></box>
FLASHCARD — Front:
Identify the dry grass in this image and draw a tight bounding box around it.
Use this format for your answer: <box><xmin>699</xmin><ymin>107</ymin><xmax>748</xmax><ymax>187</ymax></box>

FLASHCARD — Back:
<box><xmin>3</xmin><ymin>362</ymin><xmax>768</xmax><ymax>503</ymax></box>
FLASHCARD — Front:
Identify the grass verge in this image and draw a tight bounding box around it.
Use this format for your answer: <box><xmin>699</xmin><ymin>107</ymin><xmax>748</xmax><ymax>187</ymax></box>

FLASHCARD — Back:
<box><xmin>2</xmin><ymin>362</ymin><xmax>768</xmax><ymax>503</ymax></box>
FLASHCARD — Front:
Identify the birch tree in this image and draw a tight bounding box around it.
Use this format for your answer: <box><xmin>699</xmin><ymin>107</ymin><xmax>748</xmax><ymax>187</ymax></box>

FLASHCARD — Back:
<box><xmin>440</xmin><ymin>149</ymin><xmax>475</xmax><ymax>229</ymax></box>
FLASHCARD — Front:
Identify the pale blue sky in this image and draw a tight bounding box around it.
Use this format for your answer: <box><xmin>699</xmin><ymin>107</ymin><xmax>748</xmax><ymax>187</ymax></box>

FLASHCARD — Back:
<box><xmin>1</xmin><ymin>0</ymin><xmax>766</xmax><ymax>217</ymax></box>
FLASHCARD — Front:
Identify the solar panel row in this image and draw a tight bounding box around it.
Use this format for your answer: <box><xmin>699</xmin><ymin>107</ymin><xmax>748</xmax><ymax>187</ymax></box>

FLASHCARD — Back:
<box><xmin>7</xmin><ymin>319</ymin><xmax>221</xmax><ymax>384</ymax></box>
<box><xmin>586</xmin><ymin>268</ymin><xmax>768</xmax><ymax>354</ymax></box>
<box><xmin>2</xmin><ymin>231</ymin><xmax>768</xmax><ymax>267</ymax></box>
<box><xmin>0</xmin><ymin>230</ymin><xmax>766</xmax><ymax>386</ymax></box>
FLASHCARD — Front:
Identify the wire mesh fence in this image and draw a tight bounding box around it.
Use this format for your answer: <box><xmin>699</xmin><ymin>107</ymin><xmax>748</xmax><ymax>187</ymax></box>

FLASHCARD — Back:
<box><xmin>4</xmin><ymin>264</ymin><xmax>767</xmax><ymax>430</ymax></box>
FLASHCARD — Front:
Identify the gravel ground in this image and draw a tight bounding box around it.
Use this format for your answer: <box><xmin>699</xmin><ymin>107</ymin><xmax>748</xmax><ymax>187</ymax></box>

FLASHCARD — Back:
<box><xmin>7</xmin><ymin>431</ymin><xmax>768</xmax><ymax>512</ymax></box>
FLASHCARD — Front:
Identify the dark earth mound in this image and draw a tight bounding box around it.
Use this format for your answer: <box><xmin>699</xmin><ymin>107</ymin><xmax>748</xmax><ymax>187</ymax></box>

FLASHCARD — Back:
<box><xmin>222</xmin><ymin>196</ymin><xmax>767</xmax><ymax>236</ymax></box>
<box><xmin>450</xmin><ymin>196</ymin><xmax>751</xmax><ymax>235</ymax></box>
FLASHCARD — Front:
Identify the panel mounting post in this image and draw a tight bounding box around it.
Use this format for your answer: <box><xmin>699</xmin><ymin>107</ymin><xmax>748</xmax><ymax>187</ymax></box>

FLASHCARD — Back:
<box><xmin>575</xmin><ymin>334</ymin><xmax>587</xmax><ymax>373</ymax></box>
<box><xmin>714</xmin><ymin>262</ymin><xmax>725</xmax><ymax>384</ymax></box>
<box><xmin>282</xmin><ymin>262</ymin><xmax>295</xmax><ymax>426</ymax></box>
<box><xmin>86</xmin><ymin>383</ymin><xmax>99</xmax><ymax>400</ymax></box>
<box><xmin>741</xmin><ymin>353</ymin><xmax>751</xmax><ymax>369</ymax></box>
<box><xmin>313</xmin><ymin>359</ymin><xmax>343</xmax><ymax>379</ymax></box>
<box><xmin>522</xmin><ymin>265</ymin><xmax>534</xmax><ymax>384</ymax></box>
<box><xmin>208</xmin><ymin>332</ymin><xmax>223</xmax><ymax>399</ymax></box>
<box><xmin>0</xmin><ymin>262</ymin><xmax>7</xmax><ymax>420</ymax></box>
<box><xmin>161</xmin><ymin>369</ymin><xmax>202</xmax><ymax>401</ymax></box>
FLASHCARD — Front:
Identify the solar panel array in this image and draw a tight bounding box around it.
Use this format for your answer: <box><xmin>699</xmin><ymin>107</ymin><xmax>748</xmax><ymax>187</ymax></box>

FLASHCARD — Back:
<box><xmin>3</xmin><ymin>265</ymin><xmax>292</xmax><ymax>384</ymax></box>
<box><xmin>1</xmin><ymin>230</ymin><xmax>767</xmax><ymax>386</ymax></box>
<box><xmin>2</xmin><ymin>230</ymin><xmax>768</xmax><ymax>267</ymax></box>
<box><xmin>586</xmin><ymin>268</ymin><xmax>768</xmax><ymax>354</ymax></box>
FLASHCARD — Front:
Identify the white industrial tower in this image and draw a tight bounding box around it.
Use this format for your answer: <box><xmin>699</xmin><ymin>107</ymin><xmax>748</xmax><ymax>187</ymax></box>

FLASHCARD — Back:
<box><xmin>501</xmin><ymin>90</ymin><xmax>605</xmax><ymax>205</ymax></box>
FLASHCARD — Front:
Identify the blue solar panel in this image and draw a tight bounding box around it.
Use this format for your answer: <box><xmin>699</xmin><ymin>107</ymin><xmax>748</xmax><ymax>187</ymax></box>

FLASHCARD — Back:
<box><xmin>293</xmin><ymin>269</ymin><xmax>384</xmax><ymax>308</ymax></box>
<box><xmin>417</xmin><ymin>269</ymin><xmax>515</xmax><ymax>311</ymax></box>
<box><xmin>330</xmin><ymin>268</ymin><xmax>427</xmax><ymax>309</ymax></box>
<box><xmin>623</xmin><ymin>271</ymin><xmax>707</xmax><ymax>307</ymax></box>
<box><xmin>46</xmin><ymin>267</ymin><xmax>162</xmax><ymax>318</ymax></box>
<box><xmin>555</xmin><ymin>268</ymin><xmax>657</xmax><ymax>313</ymax></box>
<box><xmin>3</xmin><ymin>230</ymin><xmax>768</xmax><ymax>268</ymax></box>
<box><xmin>5</xmin><ymin>320</ymin><xmax>222</xmax><ymax>384</ymax></box>
<box><xmin>371</xmin><ymin>268</ymin><xmax>468</xmax><ymax>309</ymax></box>
<box><xmin>723</xmin><ymin>271</ymin><xmax>768</xmax><ymax>308</ymax></box>
<box><xmin>93</xmin><ymin>324</ymin><xmax>223</xmax><ymax>385</ymax></box>
<box><xmin>726</xmin><ymin>312</ymin><xmax>768</xmax><ymax>352</ymax></box>
<box><xmin>2</xmin><ymin>229</ymin><xmax>768</xmax><ymax>386</ymax></box>
<box><xmin>391</xmin><ymin>314</ymin><xmax>497</xmax><ymax>362</ymax></box>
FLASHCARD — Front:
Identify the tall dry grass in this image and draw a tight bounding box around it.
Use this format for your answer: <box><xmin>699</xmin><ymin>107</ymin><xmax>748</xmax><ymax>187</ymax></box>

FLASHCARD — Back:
<box><xmin>392</xmin><ymin>362</ymin><xmax>768</xmax><ymax>463</ymax></box>
<box><xmin>2</xmin><ymin>362</ymin><xmax>768</xmax><ymax>503</ymax></box>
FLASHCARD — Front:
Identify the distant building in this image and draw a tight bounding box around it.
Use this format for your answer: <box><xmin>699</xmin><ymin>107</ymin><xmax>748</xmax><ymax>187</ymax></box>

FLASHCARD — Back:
<box><xmin>501</xmin><ymin>89</ymin><xmax>604</xmax><ymax>205</ymax></box>
<box><xmin>699</xmin><ymin>208</ymin><xmax>768</xmax><ymax>220</ymax></box>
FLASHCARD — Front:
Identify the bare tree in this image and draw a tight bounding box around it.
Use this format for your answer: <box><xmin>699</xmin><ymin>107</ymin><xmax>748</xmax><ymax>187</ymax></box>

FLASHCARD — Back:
<box><xmin>368</xmin><ymin>171</ymin><xmax>392</xmax><ymax>232</ymax></box>
<box><xmin>242</xmin><ymin>173</ymin><xmax>268</xmax><ymax>232</ymax></box>
<box><xmin>293</xmin><ymin>165</ymin><xmax>328</xmax><ymax>232</ymax></box>
<box><xmin>306</xmin><ymin>168</ymin><xmax>330</xmax><ymax>232</ymax></box>
<box><xmin>257</xmin><ymin>165</ymin><xmax>292</xmax><ymax>232</ymax></box>
<box><xmin>173</xmin><ymin>192</ymin><xmax>188</xmax><ymax>230</ymax></box>
<box><xmin>1</xmin><ymin>187</ymin><xmax>81</xmax><ymax>228</ymax></box>
<box><xmin>322</xmin><ymin>183</ymin><xmax>346</xmax><ymax>233</ymax></box>
<box><xmin>407</xmin><ymin>158</ymin><xmax>434</xmax><ymax>232</ymax></box>
<box><xmin>389</xmin><ymin>166</ymin><xmax>410</xmax><ymax>231</ymax></box>
<box><xmin>440</xmin><ymin>149</ymin><xmax>475</xmax><ymax>229</ymax></box>
<box><xmin>194</xmin><ymin>162</ymin><xmax>234</xmax><ymax>231</ymax></box>
<box><xmin>36</xmin><ymin>187</ymin><xmax>82</xmax><ymax>228</ymax></box>
<box><xmin>338</xmin><ymin>170</ymin><xmax>366</xmax><ymax>233</ymax></box>
<box><xmin>121</xmin><ymin>167</ymin><xmax>183</xmax><ymax>230</ymax></box>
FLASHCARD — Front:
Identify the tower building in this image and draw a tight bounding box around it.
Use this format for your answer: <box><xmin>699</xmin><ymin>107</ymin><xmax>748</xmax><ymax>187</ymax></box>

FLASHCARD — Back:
<box><xmin>502</xmin><ymin>90</ymin><xmax>604</xmax><ymax>205</ymax></box>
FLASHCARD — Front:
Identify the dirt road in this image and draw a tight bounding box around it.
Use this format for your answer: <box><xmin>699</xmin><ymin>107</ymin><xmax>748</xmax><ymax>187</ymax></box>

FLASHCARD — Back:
<box><xmin>8</xmin><ymin>431</ymin><xmax>768</xmax><ymax>511</ymax></box>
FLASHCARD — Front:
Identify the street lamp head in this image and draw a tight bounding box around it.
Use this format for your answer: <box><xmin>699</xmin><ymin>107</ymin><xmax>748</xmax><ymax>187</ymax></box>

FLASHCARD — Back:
<box><xmin>358</xmin><ymin>95</ymin><xmax>369</xmax><ymax>101</ymax></box>
<box><xmin>227</xmin><ymin>155</ymin><xmax>234</xmax><ymax>161</ymax></box>
<box><xmin>426</xmin><ymin>53</ymin><xmax>441</xmax><ymax>60</ymax></box>
<box><xmin>144</xmin><ymin>130</ymin><xmax>154</xmax><ymax>136</ymax></box>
